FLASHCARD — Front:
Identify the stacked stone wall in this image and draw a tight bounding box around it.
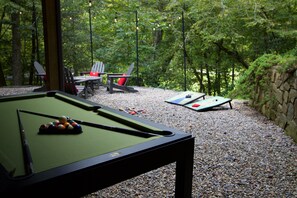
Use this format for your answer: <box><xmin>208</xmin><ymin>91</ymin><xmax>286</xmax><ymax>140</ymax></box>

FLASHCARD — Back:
<box><xmin>252</xmin><ymin>66</ymin><xmax>297</xmax><ymax>142</ymax></box>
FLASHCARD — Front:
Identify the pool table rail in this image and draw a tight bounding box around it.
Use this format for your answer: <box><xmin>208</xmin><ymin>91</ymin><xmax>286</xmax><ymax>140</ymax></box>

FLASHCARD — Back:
<box><xmin>0</xmin><ymin>135</ymin><xmax>194</xmax><ymax>198</ymax></box>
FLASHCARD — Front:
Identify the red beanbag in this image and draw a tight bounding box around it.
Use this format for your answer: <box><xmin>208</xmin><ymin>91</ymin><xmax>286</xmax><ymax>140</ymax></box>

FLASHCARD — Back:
<box><xmin>118</xmin><ymin>74</ymin><xmax>127</xmax><ymax>85</ymax></box>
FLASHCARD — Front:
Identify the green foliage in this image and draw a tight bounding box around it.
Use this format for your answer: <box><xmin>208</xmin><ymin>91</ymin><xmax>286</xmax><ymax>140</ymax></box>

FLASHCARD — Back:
<box><xmin>229</xmin><ymin>52</ymin><xmax>297</xmax><ymax>99</ymax></box>
<box><xmin>1</xmin><ymin>0</ymin><xmax>297</xmax><ymax>91</ymax></box>
<box><xmin>277</xmin><ymin>48</ymin><xmax>297</xmax><ymax>73</ymax></box>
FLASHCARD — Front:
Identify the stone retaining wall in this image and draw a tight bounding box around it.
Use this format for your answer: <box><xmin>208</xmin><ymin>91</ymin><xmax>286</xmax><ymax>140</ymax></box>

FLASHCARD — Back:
<box><xmin>252</xmin><ymin>66</ymin><xmax>297</xmax><ymax>142</ymax></box>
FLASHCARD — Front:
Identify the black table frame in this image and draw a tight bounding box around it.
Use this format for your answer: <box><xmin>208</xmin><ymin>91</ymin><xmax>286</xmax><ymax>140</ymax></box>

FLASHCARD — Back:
<box><xmin>0</xmin><ymin>91</ymin><xmax>194</xmax><ymax>197</ymax></box>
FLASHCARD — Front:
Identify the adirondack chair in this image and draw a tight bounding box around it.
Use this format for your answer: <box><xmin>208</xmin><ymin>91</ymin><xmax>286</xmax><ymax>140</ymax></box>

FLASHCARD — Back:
<box><xmin>64</xmin><ymin>67</ymin><xmax>84</xmax><ymax>97</ymax></box>
<box><xmin>106</xmin><ymin>63</ymin><xmax>138</xmax><ymax>94</ymax></box>
<box><xmin>33</xmin><ymin>61</ymin><xmax>47</xmax><ymax>92</ymax></box>
<box><xmin>34</xmin><ymin>61</ymin><xmax>46</xmax><ymax>84</ymax></box>
<box><xmin>80</xmin><ymin>61</ymin><xmax>105</xmax><ymax>87</ymax></box>
<box><xmin>80</xmin><ymin>62</ymin><xmax>105</xmax><ymax>76</ymax></box>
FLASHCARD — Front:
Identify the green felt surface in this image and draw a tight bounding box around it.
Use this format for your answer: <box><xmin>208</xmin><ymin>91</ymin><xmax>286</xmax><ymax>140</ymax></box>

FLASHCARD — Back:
<box><xmin>0</xmin><ymin>93</ymin><xmax>158</xmax><ymax>177</ymax></box>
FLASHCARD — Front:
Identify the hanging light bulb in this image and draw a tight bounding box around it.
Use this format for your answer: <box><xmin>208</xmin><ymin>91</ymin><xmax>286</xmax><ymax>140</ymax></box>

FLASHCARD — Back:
<box><xmin>114</xmin><ymin>12</ymin><xmax>117</xmax><ymax>23</ymax></box>
<box><xmin>89</xmin><ymin>0</ymin><xmax>92</xmax><ymax>7</ymax></box>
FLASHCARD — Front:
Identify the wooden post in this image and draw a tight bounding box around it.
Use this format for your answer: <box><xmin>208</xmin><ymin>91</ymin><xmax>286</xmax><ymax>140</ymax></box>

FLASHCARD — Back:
<box><xmin>41</xmin><ymin>0</ymin><xmax>64</xmax><ymax>91</ymax></box>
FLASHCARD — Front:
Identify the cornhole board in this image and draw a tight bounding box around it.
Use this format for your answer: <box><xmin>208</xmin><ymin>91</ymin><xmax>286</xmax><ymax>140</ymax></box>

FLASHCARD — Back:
<box><xmin>185</xmin><ymin>96</ymin><xmax>232</xmax><ymax>111</ymax></box>
<box><xmin>165</xmin><ymin>91</ymin><xmax>205</xmax><ymax>105</ymax></box>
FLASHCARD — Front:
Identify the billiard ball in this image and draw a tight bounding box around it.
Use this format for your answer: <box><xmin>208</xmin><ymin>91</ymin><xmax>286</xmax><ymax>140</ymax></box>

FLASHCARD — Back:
<box><xmin>74</xmin><ymin>124</ymin><xmax>82</xmax><ymax>131</ymax></box>
<box><xmin>46</xmin><ymin>122</ymin><xmax>54</xmax><ymax>128</ymax></box>
<box><xmin>53</xmin><ymin>120</ymin><xmax>60</xmax><ymax>126</ymax></box>
<box><xmin>66</xmin><ymin>125</ymin><xmax>74</xmax><ymax>130</ymax></box>
<box><xmin>57</xmin><ymin>124</ymin><xmax>65</xmax><ymax>130</ymax></box>
<box><xmin>48</xmin><ymin>125</ymin><xmax>55</xmax><ymax>130</ymax></box>
<box><xmin>63</xmin><ymin>122</ymin><xmax>70</xmax><ymax>127</ymax></box>
<box><xmin>71</xmin><ymin>122</ymin><xmax>78</xmax><ymax>127</ymax></box>
<box><xmin>40</xmin><ymin>124</ymin><xmax>47</xmax><ymax>129</ymax></box>
<box><xmin>59</xmin><ymin>116</ymin><xmax>67</xmax><ymax>124</ymax></box>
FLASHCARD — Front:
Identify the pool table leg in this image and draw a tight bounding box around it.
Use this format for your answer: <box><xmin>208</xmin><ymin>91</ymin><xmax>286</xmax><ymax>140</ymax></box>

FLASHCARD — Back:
<box><xmin>175</xmin><ymin>137</ymin><xmax>194</xmax><ymax>198</ymax></box>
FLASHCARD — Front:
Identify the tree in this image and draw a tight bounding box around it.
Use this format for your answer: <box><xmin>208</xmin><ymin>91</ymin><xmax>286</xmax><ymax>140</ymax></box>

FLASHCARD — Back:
<box><xmin>0</xmin><ymin>5</ymin><xmax>7</xmax><ymax>86</ymax></box>
<box><xmin>11</xmin><ymin>0</ymin><xmax>22</xmax><ymax>85</ymax></box>
<box><xmin>0</xmin><ymin>0</ymin><xmax>296</xmax><ymax>97</ymax></box>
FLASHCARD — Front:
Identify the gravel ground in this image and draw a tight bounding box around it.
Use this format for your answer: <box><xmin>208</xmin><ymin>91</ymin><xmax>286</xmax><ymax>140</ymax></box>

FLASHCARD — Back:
<box><xmin>1</xmin><ymin>86</ymin><xmax>296</xmax><ymax>198</ymax></box>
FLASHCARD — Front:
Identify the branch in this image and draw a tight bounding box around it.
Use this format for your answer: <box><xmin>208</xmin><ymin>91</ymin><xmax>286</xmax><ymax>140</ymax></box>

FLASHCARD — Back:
<box><xmin>214</xmin><ymin>41</ymin><xmax>249</xmax><ymax>69</ymax></box>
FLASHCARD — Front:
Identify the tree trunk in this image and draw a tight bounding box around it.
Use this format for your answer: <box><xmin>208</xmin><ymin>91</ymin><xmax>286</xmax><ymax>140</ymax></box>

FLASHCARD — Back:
<box><xmin>188</xmin><ymin>55</ymin><xmax>204</xmax><ymax>92</ymax></box>
<box><xmin>191</xmin><ymin>66</ymin><xmax>204</xmax><ymax>92</ymax></box>
<box><xmin>153</xmin><ymin>29</ymin><xmax>163</xmax><ymax>61</ymax></box>
<box><xmin>223</xmin><ymin>69</ymin><xmax>228</xmax><ymax>92</ymax></box>
<box><xmin>0</xmin><ymin>63</ymin><xmax>7</xmax><ymax>87</ymax></box>
<box><xmin>29</xmin><ymin>2</ymin><xmax>37</xmax><ymax>85</ymax></box>
<box><xmin>231</xmin><ymin>63</ymin><xmax>235</xmax><ymax>87</ymax></box>
<box><xmin>215</xmin><ymin>48</ymin><xmax>222</xmax><ymax>95</ymax></box>
<box><xmin>205</xmin><ymin>63</ymin><xmax>211</xmax><ymax>95</ymax></box>
<box><xmin>0</xmin><ymin>7</ymin><xmax>7</xmax><ymax>86</ymax></box>
<box><xmin>11</xmin><ymin>1</ymin><xmax>23</xmax><ymax>86</ymax></box>
<box><xmin>199</xmin><ymin>63</ymin><xmax>204</xmax><ymax>93</ymax></box>
<box><xmin>204</xmin><ymin>53</ymin><xmax>212</xmax><ymax>95</ymax></box>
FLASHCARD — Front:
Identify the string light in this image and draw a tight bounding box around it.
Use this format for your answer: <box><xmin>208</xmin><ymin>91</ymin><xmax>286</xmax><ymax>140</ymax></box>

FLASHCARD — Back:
<box><xmin>114</xmin><ymin>12</ymin><xmax>118</xmax><ymax>23</ymax></box>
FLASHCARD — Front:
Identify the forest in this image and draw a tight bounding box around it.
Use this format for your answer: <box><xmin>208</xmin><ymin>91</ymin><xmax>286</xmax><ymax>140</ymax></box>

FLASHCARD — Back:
<box><xmin>0</xmin><ymin>0</ymin><xmax>296</xmax><ymax>97</ymax></box>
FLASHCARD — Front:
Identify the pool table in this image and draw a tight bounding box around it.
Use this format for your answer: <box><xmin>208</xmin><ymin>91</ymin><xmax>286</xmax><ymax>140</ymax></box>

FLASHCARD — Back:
<box><xmin>0</xmin><ymin>91</ymin><xmax>194</xmax><ymax>197</ymax></box>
